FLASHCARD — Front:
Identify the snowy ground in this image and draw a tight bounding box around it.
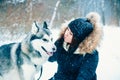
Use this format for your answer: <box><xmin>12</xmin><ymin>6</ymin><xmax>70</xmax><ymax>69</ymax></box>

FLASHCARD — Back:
<box><xmin>96</xmin><ymin>26</ymin><xmax>120</xmax><ymax>80</ymax></box>
<box><xmin>0</xmin><ymin>26</ymin><xmax>120</xmax><ymax>80</ymax></box>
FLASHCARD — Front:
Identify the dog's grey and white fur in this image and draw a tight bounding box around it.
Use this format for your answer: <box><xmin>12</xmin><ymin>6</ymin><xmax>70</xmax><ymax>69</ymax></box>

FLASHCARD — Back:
<box><xmin>0</xmin><ymin>21</ymin><xmax>56</xmax><ymax>80</ymax></box>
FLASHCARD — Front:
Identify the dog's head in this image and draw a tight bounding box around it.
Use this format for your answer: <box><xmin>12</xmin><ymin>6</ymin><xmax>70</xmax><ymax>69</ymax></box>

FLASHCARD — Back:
<box><xmin>21</xmin><ymin>21</ymin><xmax>56</xmax><ymax>65</ymax></box>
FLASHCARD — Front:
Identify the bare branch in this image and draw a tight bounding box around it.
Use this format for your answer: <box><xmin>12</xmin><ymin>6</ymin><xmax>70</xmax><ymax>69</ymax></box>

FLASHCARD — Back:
<box><xmin>49</xmin><ymin>0</ymin><xmax>60</xmax><ymax>28</ymax></box>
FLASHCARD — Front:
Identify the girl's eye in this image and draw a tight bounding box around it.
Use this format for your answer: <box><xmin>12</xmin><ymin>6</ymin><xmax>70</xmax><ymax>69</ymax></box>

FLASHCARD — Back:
<box><xmin>42</xmin><ymin>38</ymin><xmax>48</xmax><ymax>42</ymax></box>
<box><xmin>70</xmin><ymin>32</ymin><xmax>73</xmax><ymax>35</ymax></box>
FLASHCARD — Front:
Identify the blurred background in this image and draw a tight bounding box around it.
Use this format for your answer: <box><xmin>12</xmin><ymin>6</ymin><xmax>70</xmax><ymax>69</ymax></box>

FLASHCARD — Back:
<box><xmin>0</xmin><ymin>0</ymin><xmax>120</xmax><ymax>80</ymax></box>
<box><xmin>0</xmin><ymin>0</ymin><xmax>120</xmax><ymax>31</ymax></box>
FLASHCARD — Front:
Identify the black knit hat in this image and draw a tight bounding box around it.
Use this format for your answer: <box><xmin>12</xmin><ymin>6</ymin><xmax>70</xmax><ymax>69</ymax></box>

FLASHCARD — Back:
<box><xmin>68</xmin><ymin>18</ymin><xmax>93</xmax><ymax>43</ymax></box>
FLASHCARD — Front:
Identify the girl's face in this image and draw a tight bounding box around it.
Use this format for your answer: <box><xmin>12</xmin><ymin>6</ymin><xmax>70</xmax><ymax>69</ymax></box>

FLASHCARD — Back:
<box><xmin>64</xmin><ymin>28</ymin><xmax>73</xmax><ymax>43</ymax></box>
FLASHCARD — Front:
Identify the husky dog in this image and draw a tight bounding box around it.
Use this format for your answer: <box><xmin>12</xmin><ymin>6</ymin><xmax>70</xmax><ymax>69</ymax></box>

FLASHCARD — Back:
<box><xmin>0</xmin><ymin>21</ymin><xmax>56</xmax><ymax>80</ymax></box>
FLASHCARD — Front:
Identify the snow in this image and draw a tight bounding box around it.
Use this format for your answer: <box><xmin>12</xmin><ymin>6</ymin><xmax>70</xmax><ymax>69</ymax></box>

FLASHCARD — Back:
<box><xmin>96</xmin><ymin>26</ymin><xmax>120</xmax><ymax>80</ymax></box>
<box><xmin>0</xmin><ymin>26</ymin><xmax>120</xmax><ymax>80</ymax></box>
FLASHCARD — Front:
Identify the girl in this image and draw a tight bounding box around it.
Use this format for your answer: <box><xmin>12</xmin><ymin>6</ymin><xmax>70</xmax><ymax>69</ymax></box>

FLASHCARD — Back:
<box><xmin>48</xmin><ymin>12</ymin><xmax>103</xmax><ymax>80</ymax></box>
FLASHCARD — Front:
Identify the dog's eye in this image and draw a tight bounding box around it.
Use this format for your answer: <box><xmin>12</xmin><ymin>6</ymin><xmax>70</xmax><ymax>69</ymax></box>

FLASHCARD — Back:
<box><xmin>42</xmin><ymin>38</ymin><xmax>48</xmax><ymax>42</ymax></box>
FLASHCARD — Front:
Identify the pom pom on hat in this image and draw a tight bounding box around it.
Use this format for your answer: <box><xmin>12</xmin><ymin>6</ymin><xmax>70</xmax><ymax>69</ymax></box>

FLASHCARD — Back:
<box><xmin>86</xmin><ymin>12</ymin><xmax>100</xmax><ymax>25</ymax></box>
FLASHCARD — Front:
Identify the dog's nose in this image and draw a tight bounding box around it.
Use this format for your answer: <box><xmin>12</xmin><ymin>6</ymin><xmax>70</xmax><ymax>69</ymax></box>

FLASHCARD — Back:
<box><xmin>53</xmin><ymin>46</ymin><xmax>56</xmax><ymax>52</ymax></box>
<box><xmin>53</xmin><ymin>47</ymin><xmax>56</xmax><ymax>51</ymax></box>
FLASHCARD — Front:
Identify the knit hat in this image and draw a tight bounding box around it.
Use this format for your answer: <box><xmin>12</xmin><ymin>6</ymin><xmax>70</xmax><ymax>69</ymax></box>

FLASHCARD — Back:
<box><xmin>68</xmin><ymin>18</ymin><xmax>93</xmax><ymax>43</ymax></box>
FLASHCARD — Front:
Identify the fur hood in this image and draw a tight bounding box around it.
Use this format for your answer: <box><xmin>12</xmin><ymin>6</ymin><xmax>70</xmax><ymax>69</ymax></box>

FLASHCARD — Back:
<box><xmin>58</xmin><ymin>12</ymin><xmax>103</xmax><ymax>54</ymax></box>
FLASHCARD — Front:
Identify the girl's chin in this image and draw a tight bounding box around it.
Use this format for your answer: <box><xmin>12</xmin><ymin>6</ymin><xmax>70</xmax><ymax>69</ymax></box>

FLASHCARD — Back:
<box><xmin>64</xmin><ymin>40</ymin><xmax>70</xmax><ymax>44</ymax></box>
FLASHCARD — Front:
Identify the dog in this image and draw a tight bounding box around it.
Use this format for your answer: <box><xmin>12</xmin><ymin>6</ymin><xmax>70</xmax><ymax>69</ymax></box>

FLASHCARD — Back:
<box><xmin>0</xmin><ymin>21</ymin><xmax>56</xmax><ymax>80</ymax></box>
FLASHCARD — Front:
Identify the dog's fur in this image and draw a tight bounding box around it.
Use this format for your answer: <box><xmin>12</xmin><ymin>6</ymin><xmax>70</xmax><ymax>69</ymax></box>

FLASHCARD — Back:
<box><xmin>0</xmin><ymin>21</ymin><xmax>56</xmax><ymax>80</ymax></box>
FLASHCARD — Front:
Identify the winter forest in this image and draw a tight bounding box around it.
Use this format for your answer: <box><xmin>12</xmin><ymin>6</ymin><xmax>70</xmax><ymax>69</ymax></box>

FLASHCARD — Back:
<box><xmin>0</xmin><ymin>0</ymin><xmax>120</xmax><ymax>80</ymax></box>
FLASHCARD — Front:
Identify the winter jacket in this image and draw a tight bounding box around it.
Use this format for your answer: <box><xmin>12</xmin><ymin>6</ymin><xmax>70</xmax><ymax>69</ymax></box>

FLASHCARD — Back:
<box><xmin>48</xmin><ymin>39</ymin><xmax>98</xmax><ymax>80</ymax></box>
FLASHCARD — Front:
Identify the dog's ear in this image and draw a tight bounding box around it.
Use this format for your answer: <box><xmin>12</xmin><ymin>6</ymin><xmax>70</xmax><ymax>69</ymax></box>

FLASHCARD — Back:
<box><xmin>31</xmin><ymin>21</ymin><xmax>40</xmax><ymax>34</ymax></box>
<box><xmin>43</xmin><ymin>21</ymin><xmax>48</xmax><ymax>29</ymax></box>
